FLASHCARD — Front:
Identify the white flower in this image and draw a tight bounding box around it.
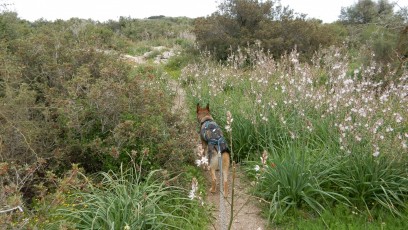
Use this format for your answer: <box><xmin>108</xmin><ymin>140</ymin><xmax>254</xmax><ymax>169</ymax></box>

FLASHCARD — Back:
<box><xmin>124</xmin><ymin>224</ymin><xmax>130</xmax><ymax>230</ymax></box>
<box><xmin>189</xmin><ymin>178</ymin><xmax>198</xmax><ymax>200</ymax></box>
<box><xmin>261</xmin><ymin>150</ymin><xmax>268</xmax><ymax>165</ymax></box>
<box><xmin>373</xmin><ymin>150</ymin><xmax>380</xmax><ymax>157</ymax></box>
<box><xmin>343</xmin><ymin>79</ymin><xmax>353</xmax><ymax>85</ymax></box>
<box><xmin>254</xmin><ymin>165</ymin><xmax>260</xmax><ymax>172</ymax></box>
<box><xmin>195</xmin><ymin>159</ymin><xmax>201</xmax><ymax>166</ymax></box>
<box><xmin>333</xmin><ymin>64</ymin><xmax>341</xmax><ymax>70</ymax></box>
<box><xmin>226</xmin><ymin>111</ymin><xmax>233</xmax><ymax>125</ymax></box>
<box><xmin>379</xmin><ymin>94</ymin><xmax>388</xmax><ymax>102</ymax></box>
<box><xmin>289</xmin><ymin>131</ymin><xmax>296</xmax><ymax>139</ymax></box>
<box><xmin>394</xmin><ymin>113</ymin><xmax>403</xmax><ymax>123</ymax></box>
<box><xmin>188</xmin><ymin>190</ymin><xmax>196</xmax><ymax>200</ymax></box>
<box><xmin>261</xmin><ymin>116</ymin><xmax>268</xmax><ymax>122</ymax></box>
<box><xmin>280</xmin><ymin>116</ymin><xmax>287</xmax><ymax>125</ymax></box>
<box><xmin>195</xmin><ymin>156</ymin><xmax>208</xmax><ymax>167</ymax></box>
<box><xmin>385</xmin><ymin>126</ymin><xmax>393</xmax><ymax>132</ymax></box>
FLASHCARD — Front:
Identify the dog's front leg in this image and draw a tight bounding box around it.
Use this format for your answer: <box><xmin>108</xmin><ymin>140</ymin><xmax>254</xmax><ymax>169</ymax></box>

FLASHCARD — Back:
<box><xmin>201</xmin><ymin>141</ymin><xmax>216</xmax><ymax>193</ymax></box>
<box><xmin>201</xmin><ymin>140</ymin><xmax>209</xmax><ymax>171</ymax></box>
<box><xmin>201</xmin><ymin>140</ymin><xmax>207</xmax><ymax>156</ymax></box>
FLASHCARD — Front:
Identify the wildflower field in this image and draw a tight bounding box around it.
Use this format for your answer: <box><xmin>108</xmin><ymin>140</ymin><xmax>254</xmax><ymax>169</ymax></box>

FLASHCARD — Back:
<box><xmin>182</xmin><ymin>45</ymin><xmax>408</xmax><ymax>228</ymax></box>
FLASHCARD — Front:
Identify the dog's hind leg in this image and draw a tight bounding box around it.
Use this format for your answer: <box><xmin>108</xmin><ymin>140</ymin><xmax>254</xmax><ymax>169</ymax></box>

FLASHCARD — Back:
<box><xmin>222</xmin><ymin>152</ymin><xmax>230</xmax><ymax>198</ymax></box>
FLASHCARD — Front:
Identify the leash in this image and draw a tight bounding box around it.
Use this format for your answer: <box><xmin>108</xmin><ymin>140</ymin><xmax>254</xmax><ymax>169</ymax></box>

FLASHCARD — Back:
<box><xmin>218</xmin><ymin>148</ymin><xmax>227</xmax><ymax>230</ymax></box>
<box><xmin>200</xmin><ymin>119</ymin><xmax>228</xmax><ymax>229</ymax></box>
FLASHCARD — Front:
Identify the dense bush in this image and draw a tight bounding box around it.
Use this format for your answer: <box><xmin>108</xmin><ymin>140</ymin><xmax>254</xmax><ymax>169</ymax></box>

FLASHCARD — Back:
<box><xmin>193</xmin><ymin>0</ymin><xmax>344</xmax><ymax>61</ymax></box>
<box><xmin>0</xmin><ymin>13</ymin><xmax>196</xmax><ymax>228</ymax></box>
<box><xmin>106</xmin><ymin>16</ymin><xmax>193</xmax><ymax>42</ymax></box>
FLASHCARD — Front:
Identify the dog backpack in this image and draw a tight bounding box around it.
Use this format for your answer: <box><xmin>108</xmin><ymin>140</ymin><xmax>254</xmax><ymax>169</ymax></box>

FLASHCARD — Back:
<box><xmin>200</xmin><ymin>120</ymin><xmax>230</xmax><ymax>162</ymax></box>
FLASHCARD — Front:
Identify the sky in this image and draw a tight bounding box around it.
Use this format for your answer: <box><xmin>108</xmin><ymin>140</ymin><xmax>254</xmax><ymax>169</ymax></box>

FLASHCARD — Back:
<box><xmin>6</xmin><ymin>0</ymin><xmax>408</xmax><ymax>23</ymax></box>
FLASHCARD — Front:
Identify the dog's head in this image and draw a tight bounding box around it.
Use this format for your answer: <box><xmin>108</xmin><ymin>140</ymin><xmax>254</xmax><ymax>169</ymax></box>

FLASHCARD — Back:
<box><xmin>196</xmin><ymin>103</ymin><xmax>212</xmax><ymax>123</ymax></box>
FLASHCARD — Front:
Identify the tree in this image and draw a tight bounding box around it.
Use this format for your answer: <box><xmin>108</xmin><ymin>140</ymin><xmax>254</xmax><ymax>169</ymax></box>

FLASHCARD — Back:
<box><xmin>339</xmin><ymin>0</ymin><xmax>394</xmax><ymax>24</ymax></box>
<box><xmin>339</xmin><ymin>0</ymin><xmax>407</xmax><ymax>69</ymax></box>
<box><xmin>218</xmin><ymin>0</ymin><xmax>273</xmax><ymax>30</ymax></box>
<box><xmin>194</xmin><ymin>0</ymin><xmax>341</xmax><ymax>61</ymax></box>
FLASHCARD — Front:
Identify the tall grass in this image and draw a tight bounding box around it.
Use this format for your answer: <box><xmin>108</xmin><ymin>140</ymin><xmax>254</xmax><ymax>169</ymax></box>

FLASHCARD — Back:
<box><xmin>331</xmin><ymin>153</ymin><xmax>408</xmax><ymax>216</ymax></box>
<box><xmin>50</xmin><ymin>163</ymin><xmax>206</xmax><ymax>230</ymax></box>
<box><xmin>182</xmin><ymin>44</ymin><xmax>408</xmax><ymax>225</ymax></box>
<box><xmin>255</xmin><ymin>146</ymin><xmax>348</xmax><ymax>220</ymax></box>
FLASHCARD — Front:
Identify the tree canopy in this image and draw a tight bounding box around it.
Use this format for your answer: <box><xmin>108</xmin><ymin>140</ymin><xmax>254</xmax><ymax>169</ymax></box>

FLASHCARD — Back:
<box><xmin>193</xmin><ymin>0</ymin><xmax>343</xmax><ymax>61</ymax></box>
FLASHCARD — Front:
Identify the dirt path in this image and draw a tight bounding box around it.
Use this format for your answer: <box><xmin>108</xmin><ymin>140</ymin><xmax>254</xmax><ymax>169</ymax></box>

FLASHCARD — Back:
<box><xmin>123</xmin><ymin>51</ymin><xmax>268</xmax><ymax>230</ymax></box>
<box><xmin>204</xmin><ymin>163</ymin><xmax>267</xmax><ymax>230</ymax></box>
<box><xmin>170</xmin><ymin>80</ymin><xmax>267</xmax><ymax>230</ymax></box>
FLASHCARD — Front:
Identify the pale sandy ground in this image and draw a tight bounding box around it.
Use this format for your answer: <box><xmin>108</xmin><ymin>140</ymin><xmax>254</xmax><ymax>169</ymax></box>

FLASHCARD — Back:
<box><xmin>204</xmin><ymin>162</ymin><xmax>268</xmax><ymax>230</ymax></box>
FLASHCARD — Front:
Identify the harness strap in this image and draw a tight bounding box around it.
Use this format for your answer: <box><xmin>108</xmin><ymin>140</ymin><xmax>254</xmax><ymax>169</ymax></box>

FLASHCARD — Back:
<box><xmin>201</xmin><ymin>118</ymin><xmax>213</xmax><ymax>126</ymax></box>
<box><xmin>201</xmin><ymin>119</ymin><xmax>230</xmax><ymax>170</ymax></box>
<box><xmin>207</xmin><ymin>138</ymin><xmax>225</xmax><ymax>163</ymax></box>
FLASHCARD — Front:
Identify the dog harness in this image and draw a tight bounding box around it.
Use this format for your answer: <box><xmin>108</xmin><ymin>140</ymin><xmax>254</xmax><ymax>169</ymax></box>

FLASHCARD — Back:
<box><xmin>200</xmin><ymin>119</ymin><xmax>230</xmax><ymax>163</ymax></box>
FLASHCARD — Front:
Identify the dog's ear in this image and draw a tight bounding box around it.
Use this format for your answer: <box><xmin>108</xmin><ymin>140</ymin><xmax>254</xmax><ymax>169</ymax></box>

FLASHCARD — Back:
<box><xmin>196</xmin><ymin>103</ymin><xmax>200</xmax><ymax>113</ymax></box>
<box><xmin>206</xmin><ymin>103</ymin><xmax>210</xmax><ymax>111</ymax></box>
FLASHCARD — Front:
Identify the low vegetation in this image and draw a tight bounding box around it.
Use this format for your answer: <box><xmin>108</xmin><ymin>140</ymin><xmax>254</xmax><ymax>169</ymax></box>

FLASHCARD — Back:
<box><xmin>182</xmin><ymin>44</ymin><xmax>408</xmax><ymax>228</ymax></box>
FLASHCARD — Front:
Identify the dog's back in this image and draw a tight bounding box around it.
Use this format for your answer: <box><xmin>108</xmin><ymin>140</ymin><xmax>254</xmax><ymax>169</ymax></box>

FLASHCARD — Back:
<box><xmin>196</xmin><ymin>103</ymin><xmax>230</xmax><ymax>197</ymax></box>
<box><xmin>200</xmin><ymin>120</ymin><xmax>230</xmax><ymax>159</ymax></box>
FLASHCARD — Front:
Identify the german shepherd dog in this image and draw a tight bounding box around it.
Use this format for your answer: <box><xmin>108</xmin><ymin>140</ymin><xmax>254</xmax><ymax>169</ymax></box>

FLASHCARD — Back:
<box><xmin>196</xmin><ymin>103</ymin><xmax>230</xmax><ymax>197</ymax></box>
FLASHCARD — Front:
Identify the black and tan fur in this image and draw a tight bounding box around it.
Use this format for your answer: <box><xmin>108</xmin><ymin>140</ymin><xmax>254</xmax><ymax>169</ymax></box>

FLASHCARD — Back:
<box><xmin>196</xmin><ymin>103</ymin><xmax>230</xmax><ymax>197</ymax></box>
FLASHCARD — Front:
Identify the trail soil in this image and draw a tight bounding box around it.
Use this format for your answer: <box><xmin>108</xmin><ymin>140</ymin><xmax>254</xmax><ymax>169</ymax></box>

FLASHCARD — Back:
<box><xmin>203</xmin><ymin>163</ymin><xmax>268</xmax><ymax>230</ymax></box>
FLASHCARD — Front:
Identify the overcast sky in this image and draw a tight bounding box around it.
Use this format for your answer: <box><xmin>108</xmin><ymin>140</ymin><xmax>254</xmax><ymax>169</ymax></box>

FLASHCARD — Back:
<box><xmin>7</xmin><ymin>0</ymin><xmax>408</xmax><ymax>23</ymax></box>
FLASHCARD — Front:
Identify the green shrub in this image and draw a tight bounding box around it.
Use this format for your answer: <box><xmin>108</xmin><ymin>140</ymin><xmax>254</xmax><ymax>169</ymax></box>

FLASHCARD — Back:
<box><xmin>331</xmin><ymin>153</ymin><xmax>408</xmax><ymax>216</ymax></box>
<box><xmin>271</xmin><ymin>203</ymin><xmax>408</xmax><ymax>229</ymax></box>
<box><xmin>193</xmin><ymin>1</ymin><xmax>343</xmax><ymax>61</ymax></box>
<box><xmin>252</xmin><ymin>146</ymin><xmax>348</xmax><ymax>221</ymax></box>
<box><xmin>0</xmin><ymin>16</ymin><xmax>197</xmax><ymax>227</ymax></box>
<box><xmin>49</xmin><ymin>164</ymin><xmax>207</xmax><ymax>230</ymax></box>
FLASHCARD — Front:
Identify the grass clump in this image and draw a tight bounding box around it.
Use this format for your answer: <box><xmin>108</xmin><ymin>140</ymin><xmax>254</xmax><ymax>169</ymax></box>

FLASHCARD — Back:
<box><xmin>331</xmin><ymin>153</ymin><xmax>408</xmax><ymax>217</ymax></box>
<box><xmin>49</xmin><ymin>163</ymin><xmax>207</xmax><ymax>230</ymax></box>
<box><xmin>263</xmin><ymin>156</ymin><xmax>340</xmax><ymax>215</ymax></box>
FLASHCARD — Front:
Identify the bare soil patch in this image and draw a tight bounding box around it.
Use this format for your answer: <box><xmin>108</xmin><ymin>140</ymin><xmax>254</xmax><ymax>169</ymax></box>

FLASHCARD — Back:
<box><xmin>204</xmin><ymin>162</ymin><xmax>267</xmax><ymax>230</ymax></box>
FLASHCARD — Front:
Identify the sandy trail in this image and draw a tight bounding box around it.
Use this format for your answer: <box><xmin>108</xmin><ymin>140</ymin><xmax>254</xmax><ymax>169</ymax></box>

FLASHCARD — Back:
<box><xmin>204</xmin><ymin>163</ymin><xmax>267</xmax><ymax>230</ymax></box>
